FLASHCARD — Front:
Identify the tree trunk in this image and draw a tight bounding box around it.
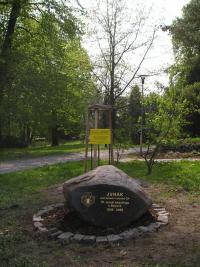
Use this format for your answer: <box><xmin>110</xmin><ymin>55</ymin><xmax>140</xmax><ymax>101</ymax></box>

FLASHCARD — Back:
<box><xmin>147</xmin><ymin>162</ymin><xmax>153</xmax><ymax>175</ymax></box>
<box><xmin>26</xmin><ymin>126</ymin><xmax>32</xmax><ymax>146</ymax></box>
<box><xmin>51</xmin><ymin>110</ymin><xmax>59</xmax><ymax>146</ymax></box>
<box><xmin>51</xmin><ymin>126</ymin><xmax>59</xmax><ymax>146</ymax></box>
<box><xmin>0</xmin><ymin>0</ymin><xmax>21</xmax><ymax>95</ymax></box>
<box><xmin>0</xmin><ymin>0</ymin><xmax>22</xmax><ymax>143</ymax></box>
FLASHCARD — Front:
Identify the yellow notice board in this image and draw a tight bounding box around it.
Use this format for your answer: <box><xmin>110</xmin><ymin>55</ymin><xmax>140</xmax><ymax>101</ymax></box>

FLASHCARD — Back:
<box><xmin>89</xmin><ymin>129</ymin><xmax>111</xmax><ymax>144</ymax></box>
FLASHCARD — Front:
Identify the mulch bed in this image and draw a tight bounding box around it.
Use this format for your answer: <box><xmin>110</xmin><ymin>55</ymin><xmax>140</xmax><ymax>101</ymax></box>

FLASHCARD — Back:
<box><xmin>42</xmin><ymin>206</ymin><xmax>157</xmax><ymax>235</ymax></box>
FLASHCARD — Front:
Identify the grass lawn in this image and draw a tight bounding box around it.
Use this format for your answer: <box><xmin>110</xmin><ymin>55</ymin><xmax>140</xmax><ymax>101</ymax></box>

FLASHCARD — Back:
<box><xmin>0</xmin><ymin>141</ymin><xmax>85</xmax><ymax>161</ymax></box>
<box><xmin>0</xmin><ymin>160</ymin><xmax>199</xmax><ymax>267</ymax></box>
<box><xmin>118</xmin><ymin>160</ymin><xmax>200</xmax><ymax>192</ymax></box>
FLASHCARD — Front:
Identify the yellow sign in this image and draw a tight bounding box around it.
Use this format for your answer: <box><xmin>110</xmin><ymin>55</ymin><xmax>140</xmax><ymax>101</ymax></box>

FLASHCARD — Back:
<box><xmin>89</xmin><ymin>129</ymin><xmax>111</xmax><ymax>144</ymax></box>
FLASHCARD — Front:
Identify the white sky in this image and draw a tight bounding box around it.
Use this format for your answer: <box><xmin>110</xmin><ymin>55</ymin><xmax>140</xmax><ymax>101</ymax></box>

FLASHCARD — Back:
<box><xmin>77</xmin><ymin>0</ymin><xmax>190</xmax><ymax>92</ymax></box>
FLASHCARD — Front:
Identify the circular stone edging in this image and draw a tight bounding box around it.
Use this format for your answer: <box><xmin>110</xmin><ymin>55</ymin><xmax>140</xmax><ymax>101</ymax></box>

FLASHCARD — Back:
<box><xmin>33</xmin><ymin>203</ymin><xmax>169</xmax><ymax>244</ymax></box>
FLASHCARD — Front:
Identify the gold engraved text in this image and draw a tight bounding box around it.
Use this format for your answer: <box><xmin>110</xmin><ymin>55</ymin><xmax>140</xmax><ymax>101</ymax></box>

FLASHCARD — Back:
<box><xmin>100</xmin><ymin>191</ymin><xmax>130</xmax><ymax>212</ymax></box>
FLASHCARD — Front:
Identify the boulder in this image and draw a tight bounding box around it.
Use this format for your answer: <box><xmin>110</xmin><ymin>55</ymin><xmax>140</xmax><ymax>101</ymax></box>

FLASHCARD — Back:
<box><xmin>63</xmin><ymin>165</ymin><xmax>152</xmax><ymax>227</ymax></box>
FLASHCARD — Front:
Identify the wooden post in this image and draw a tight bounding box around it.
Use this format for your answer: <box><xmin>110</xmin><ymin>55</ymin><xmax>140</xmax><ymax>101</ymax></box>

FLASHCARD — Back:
<box><xmin>109</xmin><ymin>109</ymin><xmax>114</xmax><ymax>164</ymax></box>
<box><xmin>93</xmin><ymin>109</ymin><xmax>98</xmax><ymax>168</ymax></box>
<box><xmin>84</xmin><ymin>111</ymin><xmax>89</xmax><ymax>173</ymax></box>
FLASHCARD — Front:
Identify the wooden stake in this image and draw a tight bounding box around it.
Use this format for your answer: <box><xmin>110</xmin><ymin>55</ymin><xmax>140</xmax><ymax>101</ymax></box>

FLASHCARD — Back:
<box><xmin>109</xmin><ymin>110</ymin><xmax>114</xmax><ymax>164</ymax></box>
<box><xmin>84</xmin><ymin>111</ymin><xmax>89</xmax><ymax>173</ymax></box>
<box><xmin>93</xmin><ymin>109</ymin><xmax>98</xmax><ymax>168</ymax></box>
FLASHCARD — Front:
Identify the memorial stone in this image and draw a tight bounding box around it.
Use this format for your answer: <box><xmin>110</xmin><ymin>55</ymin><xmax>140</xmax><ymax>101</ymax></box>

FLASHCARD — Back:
<box><xmin>63</xmin><ymin>165</ymin><xmax>152</xmax><ymax>228</ymax></box>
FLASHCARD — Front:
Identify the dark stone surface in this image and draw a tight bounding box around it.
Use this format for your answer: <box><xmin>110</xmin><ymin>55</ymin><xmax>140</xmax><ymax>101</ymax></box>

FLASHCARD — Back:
<box><xmin>82</xmin><ymin>235</ymin><xmax>96</xmax><ymax>245</ymax></box>
<box><xmin>63</xmin><ymin>165</ymin><xmax>152</xmax><ymax>228</ymax></box>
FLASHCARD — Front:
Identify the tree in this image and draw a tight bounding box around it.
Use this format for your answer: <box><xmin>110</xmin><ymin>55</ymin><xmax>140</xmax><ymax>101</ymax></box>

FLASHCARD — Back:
<box><xmin>114</xmin><ymin>95</ymin><xmax>131</xmax><ymax>163</ymax></box>
<box><xmin>141</xmin><ymin>89</ymin><xmax>187</xmax><ymax>174</ymax></box>
<box><xmin>89</xmin><ymin>0</ymin><xmax>156</xmax><ymax>123</ymax></box>
<box><xmin>128</xmin><ymin>85</ymin><xmax>141</xmax><ymax>144</ymax></box>
<box><xmin>169</xmin><ymin>0</ymin><xmax>200</xmax><ymax>137</ymax></box>
<box><xmin>182</xmin><ymin>82</ymin><xmax>200</xmax><ymax>137</ymax></box>
<box><xmin>0</xmin><ymin>0</ymin><xmax>95</xmax><ymax>147</ymax></box>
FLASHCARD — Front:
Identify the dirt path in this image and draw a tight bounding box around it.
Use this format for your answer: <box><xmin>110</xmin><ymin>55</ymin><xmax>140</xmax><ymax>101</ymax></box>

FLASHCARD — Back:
<box><xmin>0</xmin><ymin>152</ymin><xmax>84</xmax><ymax>174</ymax></box>
<box><xmin>1</xmin><ymin>149</ymin><xmax>200</xmax><ymax>174</ymax></box>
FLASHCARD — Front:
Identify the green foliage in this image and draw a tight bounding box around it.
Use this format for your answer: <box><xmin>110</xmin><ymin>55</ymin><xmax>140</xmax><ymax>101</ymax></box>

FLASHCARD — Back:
<box><xmin>172</xmin><ymin>0</ymin><xmax>200</xmax><ymax>58</ymax></box>
<box><xmin>128</xmin><ymin>85</ymin><xmax>141</xmax><ymax>144</ymax></box>
<box><xmin>0</xmin><ymin>1</ymin><xmax>95</xmax><ymax>147</ymax></box>
<box><xmin>114</xmin><ymin>96</ymin><xmax>132</xmax><ymax>162</ymax></box>
<box><xmin>182</xmin><ymin>82</ymin><xmax>200</xmax><ymax>136</ymax></box>
<box><xmin>142</xmin><ymin>89</ymin><xmax>187</xmax><ymax>174</ymax></box>
<box><xmin>144</xmin><ymin>90</ymin><xmax>187</xmax><ymax>146</ymax></box>
<box><xmin>170</xmin><ymin>0</ymin><xmax>200</xmax><ymax>137</ymax></box>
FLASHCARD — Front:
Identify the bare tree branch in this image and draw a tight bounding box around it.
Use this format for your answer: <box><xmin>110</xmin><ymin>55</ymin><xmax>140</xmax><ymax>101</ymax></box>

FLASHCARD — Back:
<box><xmin>92</xmin><ymin>71</ymin><xmax>109</xmax><ymax>91</ymax></box>
<box><xmin>76</xmin><ymin>0</ymin><xmax>84</xmax><ymax>10</ymax></box>
<box><xmin>115</xmin><ymin>26</ymin><xmax>157</xmax><ymax>99</ymax></box>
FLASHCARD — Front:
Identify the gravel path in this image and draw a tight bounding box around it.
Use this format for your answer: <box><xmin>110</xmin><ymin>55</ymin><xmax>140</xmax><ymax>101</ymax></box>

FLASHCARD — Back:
<box><xmin>1</xmin><ymin>148</ymin><xmax>200</xmax><ymax>174</ymax></box>
<box><xmin>0</xmin><ymin>152</ymin><xmax>85</xmax><ymax>174</ymax></box>
<box><xmin>0</xmin><ymin>148</ymin><xmax>136</xmax><ymax>174</ymax></box>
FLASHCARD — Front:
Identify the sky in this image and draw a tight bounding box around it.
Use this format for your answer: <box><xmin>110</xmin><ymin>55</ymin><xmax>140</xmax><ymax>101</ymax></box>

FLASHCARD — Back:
<box><xmin>77</xmin><ymin>0</ymin><xmax>190</xmax><ymax>92</ymax></box>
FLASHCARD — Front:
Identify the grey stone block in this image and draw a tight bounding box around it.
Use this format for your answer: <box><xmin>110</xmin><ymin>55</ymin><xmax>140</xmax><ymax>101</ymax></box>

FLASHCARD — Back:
<box><xmin>48</xmin><ymin>227</ymin><xmax>58</xmax><ymax>234</ymax></box>
<box><xmin>120</xmin><ymin>228</ymin><xmax>140</xmax><ymax>240</ymax></box>
<box><xmin>33</xmin><ymin>215</ymin><xmax>43</xmax><ymax>222</ymax></box>
<box><xmin>137</xmin><ymin>226</ymin><xmax>149</xmax><ymax>233</ymax></box>
<box><xmin>58</xmin><ymin>232</ymin><xmax>74</xmax><ymax>244</ymax></box>
<box><xmin>146</xmin><ymin>223</ymin><xmax>158</xmax><ymax>232</ymax></box>
<box><xmin>96</xmin><ymin>236</ymin><xmax>108</xmax><ymax>243</ymax></box>
<box><xmin>158</xmin><ymin>211</ymin><xmax>169</xmax><ymax>216</ymax></box>
<box><xmin>154</xmin><ymin>208</ymin><xmax>165</xmax><ymax>212</ymax></box>
<box><xmin>51</xmin><ymin>203</ymin><xmax>64</xmax><ymax>209</ymax></box>
<box><xmin>154</xmin><ymin>222</ymin><xmax>161</xmax><ymax>229</ymax></box>
<box><xmin>81</xmin><ymin>235</ymin><xmax>96</xmax><ymax>244</ymax></box>
<box><xmin>158</xmin><ymin>215</ymin><xmax>168</xmax><ymax>224</ymax></box>
<box><xmin>50</xmin><ymin>230</ymin><xmax>63</xmax><ymax>239</ymax></box>
<box><xmin>107</xmin><ymin>234</ymin><xmax>122</xmax><ymax>243</ymax></box>
<box><xmin>152</xmin><ymin>203</ymin><xmax>160</xmax><ymax>207</ymax></box>
<box><xmin>72</xmin><ymin>234</ymin><xmax>85</xmax><ymax>242</ymax></box>
<box><xmin>38</xmin><ymin>226</ymin><xmax>48</xmax><ymax>233</ymax></box>
<box><xmin>34</xmin><ymin>221</ymin><xmax>43</xmax><ymax>229</ymax></box>
<box><xmin>36</xmin><ymin>209</ymin><xmax>48</xmax><ymax>216</ymax></box>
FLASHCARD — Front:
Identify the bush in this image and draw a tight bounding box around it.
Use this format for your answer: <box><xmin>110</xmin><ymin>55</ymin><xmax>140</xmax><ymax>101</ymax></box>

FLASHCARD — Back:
<box><xmin>160</xmin><ymin>142</ymin><xmax>200</xmax><ymax>153</ymax></box>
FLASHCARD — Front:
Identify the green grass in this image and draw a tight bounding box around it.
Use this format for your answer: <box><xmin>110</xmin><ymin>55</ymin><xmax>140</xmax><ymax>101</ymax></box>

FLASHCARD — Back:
<box><xmin>0</xmin><ymin>161</ymin><xmax>84</xmax><ymax>209</ymax></box>
<box><xmin>118</xmin><ymin>161</ymin><xmax>200</xmax><ymax>192</ymax></box>
<box><xmin>0</xmin><ymin>160</ymin><xmax>200</xmax><ymax>266</ymax></box>
<box><xmin>0</xmin><ymin>160</ymin><xmax>199</xmax><ymax>210</ymax></box>
<box><xmin>0</xmin><ymin>140</ymin><xmax>85</xmax><ymax>161</ymax></box>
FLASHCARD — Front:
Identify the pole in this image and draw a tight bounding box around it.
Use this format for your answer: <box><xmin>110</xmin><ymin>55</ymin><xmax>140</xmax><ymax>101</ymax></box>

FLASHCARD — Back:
<box><xmin>140</xmin><ymin>76</ymin><xmax>145</xmax><ymax>155</ymax></box>
<box><xmin>84</xmin><ymin>111</ymin><xmax>89</xmax><ymax>172</ymax></box>
<box><xmin>109</xmin><ymin>109</ymin><xmax>114</xmax><ymax>164</ymax></box>
<box><xmin>93</xmin><ymin>109</ymin><xmax>98</xmax><ymax>168</ymax></box>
